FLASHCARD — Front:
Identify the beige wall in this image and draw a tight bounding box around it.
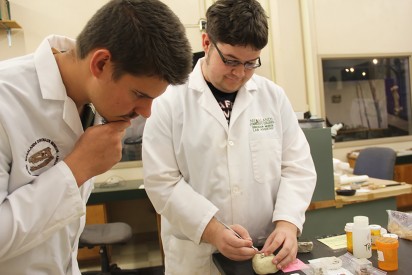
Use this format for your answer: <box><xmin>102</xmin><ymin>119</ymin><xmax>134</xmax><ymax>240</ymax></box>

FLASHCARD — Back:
<box><xmin>0</xmin><ymin>0</ymin><xmax>304</xmax><ymax>108</ymax></box>
<box><xmin>1</xmin><ymin>0</ymin><xmax>411</xmax><ymax>161</ymax></box>
<box><xmin>306</xmin><ymin>0</ymin><xmax>412</xmax><ymax>116</ymax></box>
<box><xmin>0</xmin><ymin>0</ymin><xmax>105</xmax><ymax>59</ymax></box>
<box><xmin>304</xmin><ymin>0</ymin><xmax>412</xmax><ymax>160</ymax></box>
<box><xmin>268</xmin><ymin>0</ymin><xmax>308</xmax><ymax>112</ymax></box>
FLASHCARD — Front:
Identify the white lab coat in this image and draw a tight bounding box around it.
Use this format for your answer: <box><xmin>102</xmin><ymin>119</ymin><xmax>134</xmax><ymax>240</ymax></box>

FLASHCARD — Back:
<box><xmin>0</xmin><ymin>35</ymin><xmax>93</xmax><ymax>274</ymax></box>
<box><xmin>143</xmin><ymin>59</ymin><xmax>317</xmax><ymax>275</ymax></box>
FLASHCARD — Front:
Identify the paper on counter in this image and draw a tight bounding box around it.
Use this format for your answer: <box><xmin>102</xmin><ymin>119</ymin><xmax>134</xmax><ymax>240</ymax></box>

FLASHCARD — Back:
<box><xmin>355</xmin><ymin>188</ymin><xmax>371</xmax><ymax>193</ymax></box>
<box><xmin>339</xmin><ymin>175</ymin><xmax>369</xmax><ymax>185</ymax></box>
<box><xmin>317</xmin><ymin>234</ymin><xmax>347</xmax><ymax>250</ymax></box>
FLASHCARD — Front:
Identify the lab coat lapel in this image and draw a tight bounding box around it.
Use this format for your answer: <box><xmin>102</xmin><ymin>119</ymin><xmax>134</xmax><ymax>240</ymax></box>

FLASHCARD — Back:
<box><xmin>34</xmin><ymin>36</ymin><xmax>84</xmax><ymax>137</ymax></box>
<box><xmin>230</xmin><ymin>83</ymin><xmax>255</xmax><ymax>127</ymax></box>
<box><xmin>62</xmin><ymin>97</ymin><xmax>84</xmax><ymax>136</ymax></box>
<box><xmin>190</xmin><ymin>59</ymin><xmax>228</xmax><ymax>131</ymax></box>
<box><xmin>199</xmin><ymin>87</ymin><xmax>229</xmax><ymax>131</ymax></box>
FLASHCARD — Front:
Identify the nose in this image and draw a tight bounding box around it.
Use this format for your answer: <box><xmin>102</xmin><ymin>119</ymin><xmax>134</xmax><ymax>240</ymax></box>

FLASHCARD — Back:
<box><xmin>135</xmin><ymin>99</ymin><xmax>153</xmax><ymax>118</ymax></box>
<box><xmin>231</xmin><ymin>65</ymin><xmax>246</xmax><ymax>78</ymax></box>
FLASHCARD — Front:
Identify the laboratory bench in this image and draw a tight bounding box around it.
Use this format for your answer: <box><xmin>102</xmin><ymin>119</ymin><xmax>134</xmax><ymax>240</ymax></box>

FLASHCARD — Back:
<box><xmin>300</xmin><ymin>128</ymin><xmax>412</xmax><ymax>239</ymax></box>
<box><xmin>303</xmin><ymin>179</ymin><xmax>412</xmax><ymax>240</ymax></box>
<box><xmin>347</xmin><ymin>150</ymin><xmax>412</xmax><ymax>210</ymax></box>
<box><xmin>79</xmin><ymin>128</ymin><xmax>412</xmax><ymax>262</ymax></box>
<box><xmin>213</xmin><ymin>236</ymin><xmax>412</xmax><ymax>275</ymax></box>
<box><xmin>87</xmin><ymin>179</ymin><xmax>146</xmax><ymax>205</ymax></box>
<box><xmin>79</xmin><ymin>179</ymin><xmax>161</xmax><ymax>262</ymax></box>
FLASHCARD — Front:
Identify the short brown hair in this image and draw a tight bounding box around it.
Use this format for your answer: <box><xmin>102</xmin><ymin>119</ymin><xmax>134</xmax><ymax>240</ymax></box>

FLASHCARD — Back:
<box><xmin>206</xmin><ymin>0</ymin><xmax>268</xmax><ymax>50</ymax></box>
<box><xmin>76</xmin><ymin>0</ymin><xmax>192</xmax><ymax>85</ymax></box>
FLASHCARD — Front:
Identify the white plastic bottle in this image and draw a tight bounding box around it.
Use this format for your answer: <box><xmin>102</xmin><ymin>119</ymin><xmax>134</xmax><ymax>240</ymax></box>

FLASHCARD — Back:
<box><xmin>352</xmin><ymin>216</ymin><xmax>372</xmax><ymax>258</ymax></box>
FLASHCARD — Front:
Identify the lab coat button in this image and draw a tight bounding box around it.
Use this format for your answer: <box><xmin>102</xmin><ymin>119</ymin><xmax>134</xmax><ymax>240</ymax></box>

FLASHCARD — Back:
<box><xmin>228</xmin><ymin>140</ymin><xmax>234</xmax><ymax>146</ymax></box>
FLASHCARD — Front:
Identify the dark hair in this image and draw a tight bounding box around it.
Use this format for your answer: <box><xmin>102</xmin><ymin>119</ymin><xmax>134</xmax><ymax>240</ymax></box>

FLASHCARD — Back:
<box><xmin>206</xmin><ymin>0</ymin><xmax>268</xmax><ymax>50</ymax></box>
<box><xmin>76</xmin><ymin>0</ymin><xmax>192</xmax><ymax>85</ymax></box>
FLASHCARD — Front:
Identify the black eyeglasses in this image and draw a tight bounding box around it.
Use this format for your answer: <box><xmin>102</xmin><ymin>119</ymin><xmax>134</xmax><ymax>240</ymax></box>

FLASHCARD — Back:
<box><xmin>211</xmin><ymin>41</ymin><xmax>261</xmax><ymax>70</ymax></box>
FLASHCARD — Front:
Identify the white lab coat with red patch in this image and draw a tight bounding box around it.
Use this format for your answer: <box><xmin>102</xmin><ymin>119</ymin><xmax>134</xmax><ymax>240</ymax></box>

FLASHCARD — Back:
<box><xmin>0</xmin><ymin>35</ymin><xmax>93</xmax><ymax>274</ymax></box>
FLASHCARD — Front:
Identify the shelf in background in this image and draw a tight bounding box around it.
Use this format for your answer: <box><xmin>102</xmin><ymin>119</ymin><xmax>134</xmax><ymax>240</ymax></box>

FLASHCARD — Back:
<box><xmin>0</xmin><ymin>19</ymin><xmax>21</xmax><ymax>29</ymax></box>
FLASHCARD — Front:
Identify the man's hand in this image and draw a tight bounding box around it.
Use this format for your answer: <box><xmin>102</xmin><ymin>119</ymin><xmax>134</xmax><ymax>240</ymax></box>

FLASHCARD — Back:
<box><xmin>64</xmin><ymin>121</ymin><xmax>131</xmax><ymax>186</ymax></box>
<box><xmin>201</xmin><ymin>218</ymin><xmax>257</xmax><ymax>261</ymax></box>
<box><xmin>260</xmin><ymin>221</ymin><xmax>298</xmax><ymax>270</ymax></box>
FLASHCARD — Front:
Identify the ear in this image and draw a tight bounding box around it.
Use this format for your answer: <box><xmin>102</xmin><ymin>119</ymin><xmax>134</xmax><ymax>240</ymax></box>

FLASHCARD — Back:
<box><xmin>89</xmin><ymin>49</ymin><xmax>111</xmax><ymax>78</ymax></box>
<box><xmin>202</xmin><ymin>33</ymin><xmax>212</xmax><ymax>54</ymax></box>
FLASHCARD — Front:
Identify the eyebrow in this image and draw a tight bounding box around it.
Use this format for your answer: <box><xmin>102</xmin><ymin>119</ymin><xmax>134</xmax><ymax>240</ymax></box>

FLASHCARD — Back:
<box><xmin>132</xmin><ymin>89</ymin><xmax>155</xmax><ymax>99</ymax></box>
<box><xmin>223</xmin><ymin>52</ymin><xmax>260</xmax><ymax>63</ymax></box>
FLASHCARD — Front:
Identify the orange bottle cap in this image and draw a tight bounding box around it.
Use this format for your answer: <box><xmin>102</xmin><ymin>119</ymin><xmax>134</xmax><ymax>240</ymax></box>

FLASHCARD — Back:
<box><xmin>375</xmin><ymin>237</ymin><xmax>399</xmax><ymax>249</ymax></box>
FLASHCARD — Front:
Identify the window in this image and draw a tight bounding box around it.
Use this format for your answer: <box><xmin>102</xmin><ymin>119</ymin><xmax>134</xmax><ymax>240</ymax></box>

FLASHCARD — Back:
<box><xmin>322</xmin><ymin>56</ymin><xmax>412</xmax><ymax>143</ymax></box>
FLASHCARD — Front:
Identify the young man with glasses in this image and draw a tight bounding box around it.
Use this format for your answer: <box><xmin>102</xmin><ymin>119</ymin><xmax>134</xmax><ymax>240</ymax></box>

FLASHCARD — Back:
<box><xmin>142</xmin><ymin>0</ymin><xmax>316</xmax><ymax>274</ymax></box>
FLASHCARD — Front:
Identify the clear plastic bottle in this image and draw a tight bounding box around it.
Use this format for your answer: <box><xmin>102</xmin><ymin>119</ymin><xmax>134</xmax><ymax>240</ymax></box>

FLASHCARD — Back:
<box><xmin>352</xmin><ymin>216</ymin><xmax>372</xmax><ymax>259</ymax></box>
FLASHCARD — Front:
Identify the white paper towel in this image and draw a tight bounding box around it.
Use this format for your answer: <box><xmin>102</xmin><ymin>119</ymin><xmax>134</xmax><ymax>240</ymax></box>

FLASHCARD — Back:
<box><xmin>339</xmin><ymin>175</ymin><xmax>369</xmax><ymax>185</ymax></box>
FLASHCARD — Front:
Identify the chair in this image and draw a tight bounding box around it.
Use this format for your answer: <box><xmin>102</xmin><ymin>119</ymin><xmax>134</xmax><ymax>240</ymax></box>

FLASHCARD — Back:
<box><xmin>353</xmin><ymin>147</ymin><xmax>397</xmax><ymax>180</ymax></box>
<box><xmin>79</xmin><ymin>222</ymin><xmax>133</xmax><ymax>275</ymax></box>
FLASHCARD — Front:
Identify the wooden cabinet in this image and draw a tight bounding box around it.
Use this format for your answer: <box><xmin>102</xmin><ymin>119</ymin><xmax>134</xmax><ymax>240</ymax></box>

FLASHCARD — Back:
<box><xmin>77</xmin><ymin>204</ymin><xmax>107</xmax><ymax>262</ymax></box>
<box><xmin>394</xmin><ymin>163</ymin><xmax>412</xmax><ymax>210</ymax></box>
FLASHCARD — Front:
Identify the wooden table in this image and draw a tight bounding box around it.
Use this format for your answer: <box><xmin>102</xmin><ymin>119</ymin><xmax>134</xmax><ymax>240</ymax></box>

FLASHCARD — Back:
<box><xmin>308</xmin><ymin>177</ymin><xmax>412</xmax><ymax>210</ymax></box>
<box><xmin>302</xmin><ymin>177</ymin><xmax>412</xmax><ymax>240</ymax></box>
<box><xmin>336</xmin><ymin>178</ymin><xmax>412</xmax><ymax>205</ymax></box>
<box><xmin>347</xmin><ymin>151</ymin><xmax>412</xmax><ymax>210</ymax></box>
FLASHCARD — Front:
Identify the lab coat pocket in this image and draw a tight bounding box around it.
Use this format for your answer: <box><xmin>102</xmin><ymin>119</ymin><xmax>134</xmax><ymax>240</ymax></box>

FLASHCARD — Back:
<box><xmin>250</xmin><ymin>138</ymin><xmax>281</xmax><ymax>184</ymax></box>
